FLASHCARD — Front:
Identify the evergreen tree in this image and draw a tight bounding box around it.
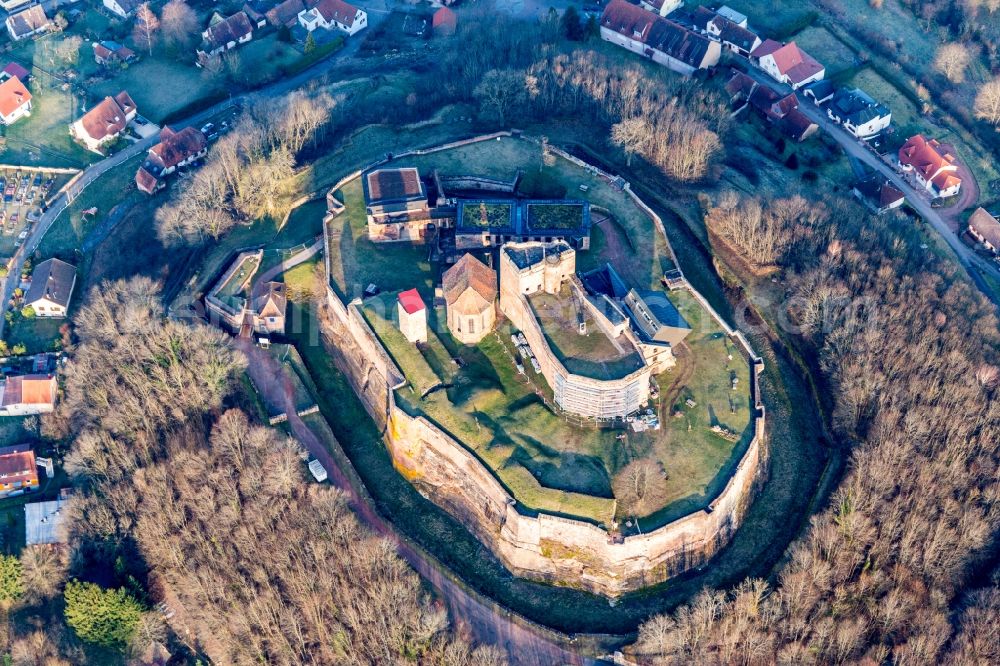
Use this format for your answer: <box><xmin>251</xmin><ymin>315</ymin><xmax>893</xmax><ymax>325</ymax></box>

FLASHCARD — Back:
<box><xmin>304</xmin><ymin>32</ymin><xmax>316</xmax><ymax>54</ymax></box>
<box><xmin>0</xmin><ymin>554</ymin><xmax>22</xmax><ymax>605</ymax></box>
<box><xmin>64</xmin><ymin>580</ymin><xmax>144</xmax><ymax>650</ymax></box>
<box><xmin>561</xmin><ymin>6</ymin><xmax>585</xmax><ymax>41</ymax></box>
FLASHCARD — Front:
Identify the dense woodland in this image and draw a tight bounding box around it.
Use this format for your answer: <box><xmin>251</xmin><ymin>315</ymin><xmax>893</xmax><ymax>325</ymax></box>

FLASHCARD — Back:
<box><xmin>634</xmin><ymin>180</ymin><xmax>1000</xmax><ymax>662</ymax></box>
<box><xmin>23</xmin><ymin>278</ymin><xmax>504</xmax><ymax>663</ymax></box>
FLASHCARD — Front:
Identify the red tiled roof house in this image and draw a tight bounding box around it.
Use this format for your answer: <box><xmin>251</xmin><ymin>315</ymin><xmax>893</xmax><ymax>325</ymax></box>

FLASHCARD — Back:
<box><xmin>135</xmin><ymin>126</ymin><xmax>208</xmax><ymax>194</ymax></box>
<box><xmin>0</xmin><ymin>375</ymin><xmax>57</xmax><ymax>416</ymax></box>
<box><xmin>0</xmin><ymin>445</ymin><xmax>38</xmax><ymax>498</ymax></box>
<box><xmin>70</xmin><ymin>91</ymin><xmax>137</xmax><ymax>154</ymax></box>
<box><xmin>5</xmin><ymin>5</ymin><xmax>50</xmax><ymax>42</ymax></box>
<box><xmin>897</xmin><ymin>134</ymin><xmax>962</xmax><ymax>199</ymax></box>
<box><xmin>298</xmin><ymin>0</ymin><xmax>367</xmax><ymax>35</ymax></box>
<box><xmin>397</xmin><ymin>288</ymin><xmax>427</xmax><ymax>344</ymax></box>
<box><xmin>600</xmin><ymin>0</ymin><xmax>720</xmax><ymax>77</ymax></box>
<box><xmin>0</xmin><ymin>75</ymin><xmax>31</xmax><ymax>125</ymax></box>
<box><xmin>751</xmin><ymin>40</ymin><xmax>825</xmax><ymax>90</ymax></box>
<box><xmin>432</xmin><ymin>6</ymin><xmax>457</xmax><ymax>36</ymax></box>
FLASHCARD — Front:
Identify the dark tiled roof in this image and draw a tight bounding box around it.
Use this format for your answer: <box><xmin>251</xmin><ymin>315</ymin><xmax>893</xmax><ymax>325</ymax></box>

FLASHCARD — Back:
<box><xmin>25</xmin><ymin>258</ymin><xmax>76</xmax><ymax>308</ymax></box>
<box><xmin>601</xmin><ymin>0</ymin><xmax>713</xmax><ymax>68</ymax></box>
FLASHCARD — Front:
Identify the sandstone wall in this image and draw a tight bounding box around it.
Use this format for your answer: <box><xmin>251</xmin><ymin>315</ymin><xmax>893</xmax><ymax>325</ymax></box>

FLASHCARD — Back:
<box><xmin>319</xmin><ymin>136</ymin><xmax>769</xmax><ymax>597</ymax></box>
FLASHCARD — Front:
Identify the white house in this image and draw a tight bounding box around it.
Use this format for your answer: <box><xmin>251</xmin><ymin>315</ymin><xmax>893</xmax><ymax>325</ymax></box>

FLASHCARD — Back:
<box><xmin>600</xmin><ymin>0</ymin><xmax>720</xmax><ymax>77</ymax></box>
<box><xmin>637</xmin><ymin>0</ymin><xmax>682</xmax><ymax>17</ymax></box>
<box><xmin>968</xmin><ymin>208</ymin><xmax>1000</xmax><ymax>255</ymax></box>
<box><xmin>751</xmin><ymin>39</ymin><xmax>825</xmax><ymax>89</ymax></box>
<box><xmin>102</xmin><ymin>0</ymin><xmax>140</xmax><ymax>19</ymax></box>
<box><xmin>0</xmin><ymin>375</ymin><xmax>57</xmax><ymax>416</ymax></box>
<box><xmin>0</xmin><ymin>75</ymin><xmax>31</xmax><ymax>125</ymax></box>
<box><xmin>5</xmin><ymin>5</ymin><xmax>50</xmax><ymax>41</ymax></box>
<box><xmin>196</xmin><ymin>11</ymin><xmax>255</xmax><ymax>64</ymax></box>
<box><xmin>898</xmin><ymin>134</ymin><xmax>962</xmax><ymax>199</ymax></box>
<box><xmin>71</xmin><ymin>91</ymin><xmax>137</xmax><ymax>153</ymax></box>
<box><xmin>826</xmin><ymin>87</ymin><xmax>891</xmax><ymax>139</ymax></box>
<box><xmin>24</xmin><ymin>258</ymin><xmax>77</xmax><ymax>317</ymax></box>
<box><xmin>298</xmin><ymin>0</ymin><xmax>367</xmax><ymax>35</ymax></box>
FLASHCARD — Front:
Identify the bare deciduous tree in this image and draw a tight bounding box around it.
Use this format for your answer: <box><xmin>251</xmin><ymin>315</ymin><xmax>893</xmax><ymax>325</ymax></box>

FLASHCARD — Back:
<box><xmin>974</xmin><ymin>77</ymin><xmax>1000</xmax><ymax>126</ymax></box>
<box><xmin>159</xmin><ymin>0</ymin><xmax>199</xmax><ymax>52</ymax></box>
<box><xmin>933</xmin><ymin>42</ymin><xmax>972</xmax><ymax>83</ymax></box>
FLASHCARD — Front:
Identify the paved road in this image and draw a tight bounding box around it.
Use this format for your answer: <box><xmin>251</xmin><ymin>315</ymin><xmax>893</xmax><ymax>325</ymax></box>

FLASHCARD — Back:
<box><xmin>0</xmin><ymin>7</ymin><xmax>392</xmax><ymax>338</ymax></box>
<box><xmin>742</xmin><ymin>67</ymin><xmax>1000</xmax><ymax>300</ymax></box>
<box><xmin>238</xmin><ymin>340</ymin><xmax>595</xmax><ymax>666</ymax></box>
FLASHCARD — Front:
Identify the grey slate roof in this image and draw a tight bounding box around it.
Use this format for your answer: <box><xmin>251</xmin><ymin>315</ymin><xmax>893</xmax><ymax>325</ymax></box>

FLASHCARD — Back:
<box><xmin>24</xmin><ymin>258</ymin><xmax>76</xmax><ymax>309</ymax></box>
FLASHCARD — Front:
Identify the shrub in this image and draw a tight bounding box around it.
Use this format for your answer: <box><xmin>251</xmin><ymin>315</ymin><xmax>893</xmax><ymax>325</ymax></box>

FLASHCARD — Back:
<box><xmin>64</xmin><ymin>580</ymin><xmax>144</xmax><ymax>650</ymax></box>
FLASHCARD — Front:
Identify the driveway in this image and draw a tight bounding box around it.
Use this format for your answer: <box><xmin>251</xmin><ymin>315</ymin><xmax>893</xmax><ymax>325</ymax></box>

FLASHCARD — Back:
<box><xmin>238</xmin><ymin>339</ymin><xmax>597</xmax><ymax>666</ymax></box>
<box><xmin>741</xmin><ymin>67</ymin><xmax>1000</xmax><ymax>303</ymax></box>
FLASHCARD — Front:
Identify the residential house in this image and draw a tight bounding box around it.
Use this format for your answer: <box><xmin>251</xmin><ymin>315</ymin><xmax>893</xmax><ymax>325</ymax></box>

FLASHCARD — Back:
<box><xmin>826</xmin><ymin>87</ymin><xmax>891</xmax><ymax>139</ymax></box>
<box><xmin>242</xmin><ymin>1</ymin><xmax>269</xmax><ymax>28</ymax></box>
<box><xmin>967</xmin><ymin>208</ymin><xmax>1000</xmax><ymax>255</ymax></box>
<box><xmin>204</xmin><ymin>251</ymin><xmax>287</xmax><ymax>337</ymax></box>
<box><xmin>298</xmin><ymin>0</ymin><xmax>367</xmax><ymax>35</ymax></box>
<box><xmin>24</xmin><ymin>492</ymin><xmax>71</xmax><ymax>546</ymax></box>
<box><xmin>266</xmin><ymin>0</ymin><xmax>305</xmax><ymax>27</ymax></box>
<box><xmin>397</xmin><ymin>289</ymin><xmax>427</xmax><ymax>344</ymax></box>
<box><xmin>852</xmin><ymin>175</ymin><xmax>905</xmax><ymax>214</ymax></box>
<box><xmin>715</xmin><ymin>5</ymin><xmax>748</xmax><ymax>26</ymax></box>
<box><xmin>802</xmin><ymin>79</ymin><xmax>835</xmax><ymax>105</ymax></box>
<box><xmin>751</xmin><ymin>39</ymin><xmax>825</xmax><ymax>89</ymax></box>
<box><xmin>24</xmin><ymin>258</ymin><xmax>77</xmax><ymax>317</ymax></box>
<box><xmin>432</xmin><ymin>6</ymin><xmax>457</xmax><ymax>36</ymax></box>
<box><xmin>0</xmin><ymin>76</ymin><xmax>31</xmax><ymax>125</ymax></box>
<box><xmin>637</xmin><ymin>0</ymin><xmax>682</xmax><ymax>17</ymax></box>
<box><xmin>0</xmin><ymin>445</ymin><xmax>38</xmax><ymax>498</ymax></box>
<box><xmin>103</xmin><ymin>0</ymin><xmax>140</xmax><ymax>19</ymax></box>
<box><xmin>898</xmin><ymin>134</ymin><xmax>962</xmax><ymax>198</ymax></box>
<box><xmin>6</xmin><ymin>5</ymin><xmax>50</xmax><ymax>41</ymax></box>
<box><xmin>135</xmin><ymin>126</ymin><xmax>208</xmax><ymax>194</ymax></box>
<box><xmin>0</xmin><ymin>62</ymin><xmax>30</xmax><ymax>82</ymax></box>
<box><xmin>70</xmin><ymin>91</ymin><xmax>137</xmax><ymax>153</ymax></box>
<box><xmin>93</xmin><ymin>40</ymin><xmax>137</xmax><ymax>67</ymax></box>
<box><xmin>0</xmin><ymin>0</ymin><xmax>31</xmax><ymax>13</ymax></box>
<box><xmin>197</xmin><ymin>11</ymin><xmax>255</xmax><ymax>65</ymax></box>
<box><xmin>682</xmin><ymin>7</ymin><xmax>759</xmax><ymax>56</ymax></box>
<box><xmin>0</xmin><ymin>375</ymin><xmax>57</xmax><ymax>416</ymax></box>
<box><xmin>600</xmin><ymin>0</ymin><xmax>721</xmax><ymax>77</ymax></box>
<box><xmin>250</xmin><ymin>281</ymin><xmax>286</xmax><ymax>335</ymax></box>
<box><xmin>442</xmin><ymin>254</ymin><xmax>497</xmax><ymax>344</ymax></box>
<box><xmin>725</xmin><ymin>71</ymin><xmax>818</xmax><ymax>142</ymax></box>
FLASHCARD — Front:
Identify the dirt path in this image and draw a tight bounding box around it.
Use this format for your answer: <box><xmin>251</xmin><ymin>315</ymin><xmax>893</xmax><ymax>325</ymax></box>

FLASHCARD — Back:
<box><xmin>938</xmin><ymin>144</ymin><xmax>981</xmax><ymax>230</ymax></box>
<box><xmin>237</xmin><ymin>340</ymin><xmax>596</xmax><ymax>666</ymax></box>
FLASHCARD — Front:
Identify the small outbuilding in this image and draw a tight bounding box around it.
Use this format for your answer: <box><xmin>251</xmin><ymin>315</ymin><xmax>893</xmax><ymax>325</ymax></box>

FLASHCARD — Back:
<box><xmin>442</xmin><ymin>253</ymin><xmax>496</xmax><ymax>344</ymax></box>
<box><xmin>432</xmin><ymin>6</ymin><xmax>456</xmax><ymax>36</ymax></box>
<box><xmin>397</xmin><ymin>288</ymin><xmax>427</xmax><ymax>344</ymax></box>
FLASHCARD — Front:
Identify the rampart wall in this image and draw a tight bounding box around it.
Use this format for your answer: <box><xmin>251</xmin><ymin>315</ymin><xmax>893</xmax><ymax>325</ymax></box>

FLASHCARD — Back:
<box><xmin>320</xmin><ymin>133</ymin><xmax>769</xmax><ymax>597</ymax></box>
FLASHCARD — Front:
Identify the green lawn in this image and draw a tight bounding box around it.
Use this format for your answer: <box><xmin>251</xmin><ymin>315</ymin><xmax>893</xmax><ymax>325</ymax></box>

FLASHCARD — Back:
<box><xmin>528</xmin><ymin>286</ymin><xmax>644</xmax><ymax>380</ymax></box>
<box><xmin>406</xmin><ymin>136</ymin><xmax>668</xmax><ymax>287</ymax></box>
<box><xmin>326</xmin><ymin>177</ymin><xmax>433</xmax><ymax>300</ymax></box>
<box><xmin>4</xmin><ymin>316</ymin><xmax>63</xmax><ymax>355</ymax></box>
<box><xmin>2</xmin><ymin>86</ymin><xmax>91</xmax><ymax>168</ymax></box>
<box><xmin>89</xmin><ymin>56</ymin><xmax>221</xmax><ymax>125</ymax></box>
<box><xmin>789</xmin><ymin>26</ymin><xmax>857</xmax><ymax>75</ymax></box>
<box><xmin>38</xmin><ymin>154</ymin><xmax>145</xmax><ymax>260</ymax></box>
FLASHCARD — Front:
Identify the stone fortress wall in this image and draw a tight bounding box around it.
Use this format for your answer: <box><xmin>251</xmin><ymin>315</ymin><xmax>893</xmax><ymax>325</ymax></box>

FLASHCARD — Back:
<box><xmin>497</xmin><ymin>241</ymin><xmax>653</xmax><ymax>420</ymax></box>
<box><xmin>320</xmin><ymin>133</ymin><xmax>769</xmax><ymax>597</ymax></box>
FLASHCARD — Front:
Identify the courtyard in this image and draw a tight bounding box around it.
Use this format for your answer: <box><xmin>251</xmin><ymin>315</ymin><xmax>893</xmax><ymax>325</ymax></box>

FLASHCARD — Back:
<box><xmin>325</xmin><ymin>135</ymin><xmax>756</xmax><ymax>531</ymax></box>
